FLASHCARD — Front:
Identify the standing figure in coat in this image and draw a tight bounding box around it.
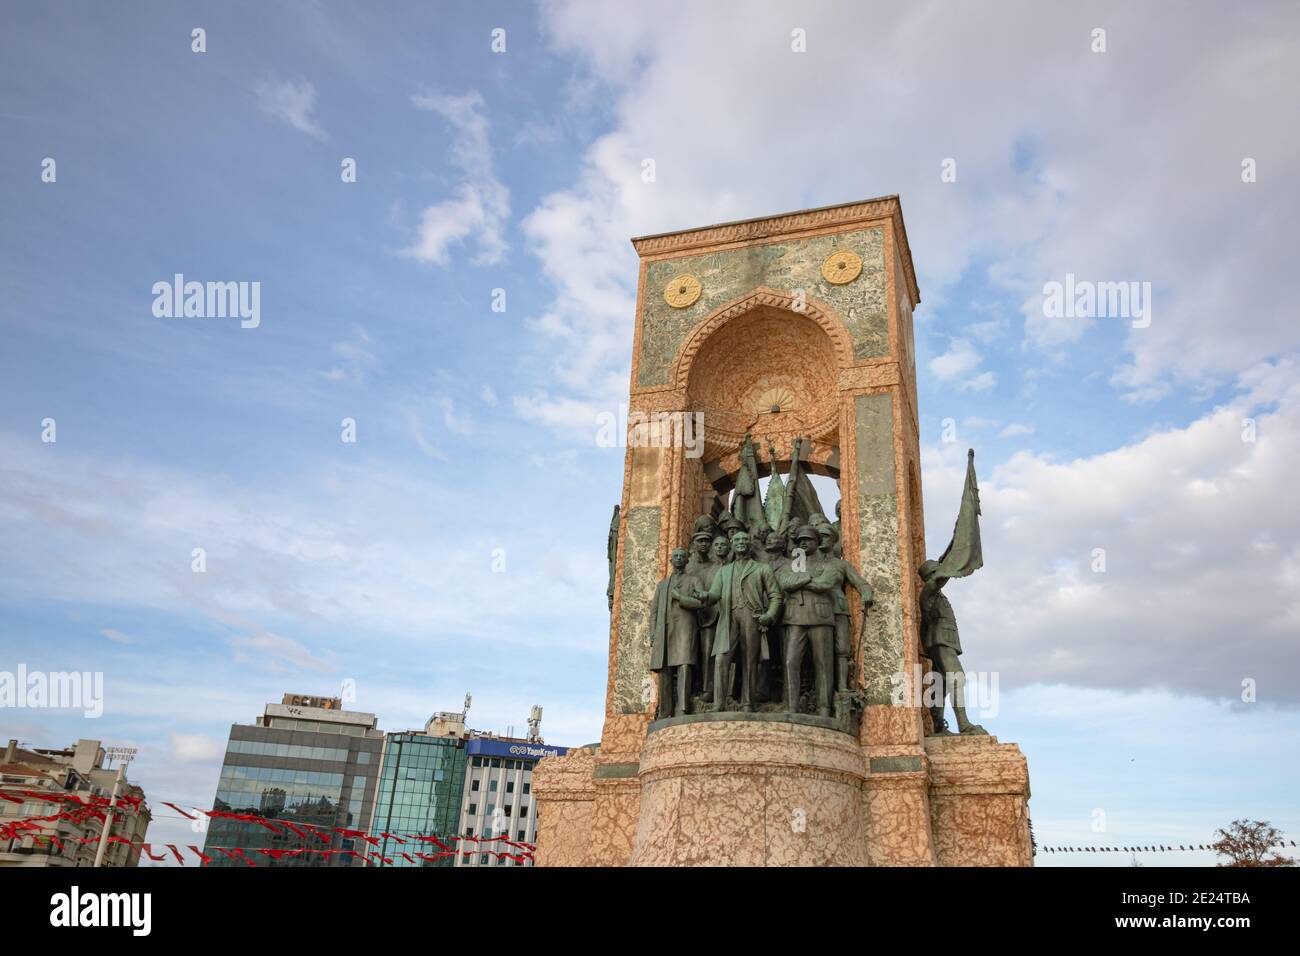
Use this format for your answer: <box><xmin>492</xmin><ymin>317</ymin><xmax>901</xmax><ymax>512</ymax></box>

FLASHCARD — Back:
<box><xmin>689</xmin><ymin>534</ymin><xmax>730</xmax><ymax>704</ymax></box>
<box><xmin>649</xmin><ymin>548</ymin><xmax>704</xmax><ymax>719</ymax></box>
<box><xmin>699</xmin><ymin>531</ymin><xmax>782</xmax><ymax>712</ymax></box>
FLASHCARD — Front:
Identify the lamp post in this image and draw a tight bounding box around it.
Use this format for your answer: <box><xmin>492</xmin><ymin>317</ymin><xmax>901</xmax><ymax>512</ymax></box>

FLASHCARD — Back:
<box><xmin>92</xmin><ymin>746</ymin><xmax>136</xmax><ymax>867</ymax></box>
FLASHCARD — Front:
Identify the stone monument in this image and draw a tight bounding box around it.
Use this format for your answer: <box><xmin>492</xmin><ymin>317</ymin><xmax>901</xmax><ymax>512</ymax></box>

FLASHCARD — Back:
<box><xmin>533</xmin><ymin>197</ymin><xmax>1032</xmax><ymax>866</ymax></box>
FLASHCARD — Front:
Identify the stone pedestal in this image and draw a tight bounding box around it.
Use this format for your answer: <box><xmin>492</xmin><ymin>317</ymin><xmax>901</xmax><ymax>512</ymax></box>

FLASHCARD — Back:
<box><xmin>926</xmin><ymin>735</ymin><xmax>1032</xmax><ymax>867</ymax></box>
<box><xmin>630</xmin><ymin>715</ymin><xmax>867</xmax><ymax>867</ymax></box>
<box><xmin>530</xmin><ymin>746</ymin><xmax>597</xmax><ymax>868</ymax></box>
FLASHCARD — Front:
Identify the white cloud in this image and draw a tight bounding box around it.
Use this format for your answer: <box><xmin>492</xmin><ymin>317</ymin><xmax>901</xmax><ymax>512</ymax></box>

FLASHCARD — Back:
<box><xmin>100</xmin><ymin>628</ymin><xmax>137</xmax><ymax>644</ymax></box>
<box><xmin>959</xmin><ymin>371</ymin><xmax>998</xmax><ymax>392</ymax></box>
<box><xmin>967</xmin><ymin>318</ymin><xmax>1008</xmax><ymax>343</ymax></box>
<box><xmin>480</xmin><ymin>384</ymin><xmax>498</xmax><ymax>406</ymax></box>
<box><xmin>513</xmin><ymin>392</ymin><xmax>606</xmax><ymax>441</ymax></box>
<box><xmin>226</xmin><ymin>622</ymin><xmax>335</xmax><ymax>675</ymax></box>
<box><xmin>168</xmin><ymin>732</ymin><xmax>226</xmax><ymax>763</ymax></box>
<box><xmin>929</xmin><ymin>338</ymin><xmax>983</xmax><ymax>381</ymax></box>
<box><xmin>404</xmin><ymin>91</ymin><xmax>509</xmax><ymax>266</ymax></box>
<box><xmin>0</xmin><ymin>430</ymin><xmax>609</xmax><ymax>660</ymax></box>
<box><xmin>920</xmin><ymin>359</ymin><xmax>1300</xmax><ymax>701</ymax></box>
<box><xmin>999</xmin><ymin>423</ymin><xmax>1034</xmax><ymax>438</ymax></box>
<box><xmin>528</xmin><ymin>0</ymin><xmax>1300</xmax><ymax>414</ymax></box>
<box><xmin>323</xmin><ymin>326</ymin><xmax>379</xmax><ymax>384</ymax></box>
<box><xmin>515</xmin><ymin>121</ymin><xmax>559</xmax><ymax>147</ymax></box>
<box><xmin>254</xmin><ymin>78</ymin><xmax>326</xmax><ymax>139</ymax></box>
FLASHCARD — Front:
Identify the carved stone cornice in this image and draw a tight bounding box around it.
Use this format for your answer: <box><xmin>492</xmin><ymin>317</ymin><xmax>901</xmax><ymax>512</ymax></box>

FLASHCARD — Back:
<box><xmin>631</xmin><ymin>196</ymin><xmax>920</xmax><ymax>305</ymax></box>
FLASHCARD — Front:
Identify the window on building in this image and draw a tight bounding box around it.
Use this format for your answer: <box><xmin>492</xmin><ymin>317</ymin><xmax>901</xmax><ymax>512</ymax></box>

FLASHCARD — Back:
<box><xmin>519</xmin><ymin>804</ymin><xmax>528</xmax><ymax>816</ymax></box>
<box><xmin>523</xmin><ymin>782</ymin><xmax>531</xmax><ymax>794</ymax></box>
<box><xmin>480</xmin><ymin>853</ymin><xmax>489</xmax><ymax>864</ymax></box>
<box><xmin>504</xmin><ymin>805</ymin><xmax>512</xmax><ymax>817</ymax></box>
<box><xmin>465</xmin><ymin>827</ymin><xmax>474</xmax><ymax>837</ymax></box>
<box><xmin>489</xmin><ymin>780</ymin><xmax>498</xmax><ymax>792</ymax></box>
<box><xmin>468</xmin><ymin>804</ymin><xmax>476</xmax><ymax>815</ymax></box>
<box><xmin>471</xmin><ymin>779</ymin><xmax>479</xmax><ymax>791</ymax></box>
<box><xmin>506</xmin><ymin>781</ymin><xmax>514</xmax><ymax>793</ymax></box>
<box><xmin>517</xmin><ymin>830</ymin><xmax>526</xmax><ymax>841</ymax></box>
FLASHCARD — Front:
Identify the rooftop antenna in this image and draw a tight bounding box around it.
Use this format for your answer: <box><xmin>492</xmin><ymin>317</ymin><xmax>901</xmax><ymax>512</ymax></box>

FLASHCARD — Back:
<box><xmin>462</xmin><ymin>692</ymin><xmax>472</xmax><ymax>718</ymax></box>
<box><xmin>528</xmin><ymin>705</ymin><xmax>543</xmax><ymax>743</ymax></box>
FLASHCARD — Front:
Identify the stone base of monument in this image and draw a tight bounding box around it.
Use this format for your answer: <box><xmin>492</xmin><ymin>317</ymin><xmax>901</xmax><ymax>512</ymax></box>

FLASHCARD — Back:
<box><xmin>629</xmin><ymin>714</ymin><xmax>868</xmax><ymax>867</ymax></box>
<box><xmin>924</xmin><ymin>734</ymin><xmax>1033</xmax><ymax>866</ymax></box>
<box><xmin>533</xmin><ymin>722</ymin><xmax>1032</xmax><ymax>867</ymax></box>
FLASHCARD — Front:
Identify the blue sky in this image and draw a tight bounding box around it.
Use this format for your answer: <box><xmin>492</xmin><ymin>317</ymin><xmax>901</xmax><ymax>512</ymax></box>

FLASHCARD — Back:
<box><xmin>2</xmin><ymin>1</ymin><xmax>1298</xmax><ymax>866</ymax></box>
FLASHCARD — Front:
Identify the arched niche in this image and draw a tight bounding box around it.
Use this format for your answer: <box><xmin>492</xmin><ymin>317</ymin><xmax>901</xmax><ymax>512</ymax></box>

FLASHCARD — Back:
<box><xmin>671</xmin><ymin>288</ymin><xmax>852</xmax><ymax>514</ymax></box>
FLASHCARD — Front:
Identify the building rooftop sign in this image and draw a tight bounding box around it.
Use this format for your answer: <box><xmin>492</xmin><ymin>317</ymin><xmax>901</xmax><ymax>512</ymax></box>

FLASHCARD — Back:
<box><xmin>466</xmin><ymin>739</ymin><xmax>568</xmax><ymax>761</ymax></box>
<box><xmin>281</xmin><ymin>693</ymin><xmax>342</xmax><ymax>709</ymax></box>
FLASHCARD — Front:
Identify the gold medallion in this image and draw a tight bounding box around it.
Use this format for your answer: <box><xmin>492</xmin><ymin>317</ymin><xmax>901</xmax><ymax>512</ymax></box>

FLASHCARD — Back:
<box><xmin>664</xmin><ymin>274</ymin><xmax>702</xmax><ymax>308</ymax></box>
<box><xmin>821</xmin><ymin>250</ymin><xmax>862</xmax><ymax>285</ymax></box>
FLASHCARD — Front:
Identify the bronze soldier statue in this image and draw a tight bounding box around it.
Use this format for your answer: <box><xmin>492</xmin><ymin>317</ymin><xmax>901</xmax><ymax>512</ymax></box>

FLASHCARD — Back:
<box><xmin>689</xmin><ymin>534</ymin><xmax>730</xmax><ymax>705</ymax></box>
<box><xmin>919</xmin><ymin>448</ymin><xmax>988</xmax><ymax>735</ymax></box>
<box><xmin>816</xmin><ymin>523</ymin><xmax>873</xmax><ymax>693</ymax></box>
<box><xmin>776</xmin><ymin>525</ymin><xmax>837</xmax><ymax>716</ymax></box>
<box><xmin>918</xmin><ymin>560</ymin><xmax>986</xmax><ymax>735</ymax></box>
<box><xmin>686</xmin><ymin>527</ymin><xmax>714</xmax><ymax>575</ymax></box>
<box><xmin>699</xmin><ymin>531</ymin><xmax>782</xmax><ymax>712</ymax></box>
<box><xmin>731</xmin><ymin>432</ymin><xmax>765</xmax><ymax>531</ymax></box>
<box><xmin>831</xmin><ymin>500</ymin><xmax>842</xmax><ymax>557</ymax></box>
<box><xmin>649</xmin><ymin>548</ymin><xmax>705</xmax><ymax>718</ymax></box>
<box><xmin>606</xmin><ymin>505</ymin><xmax>620</xmax><ymax>611</ymax></box>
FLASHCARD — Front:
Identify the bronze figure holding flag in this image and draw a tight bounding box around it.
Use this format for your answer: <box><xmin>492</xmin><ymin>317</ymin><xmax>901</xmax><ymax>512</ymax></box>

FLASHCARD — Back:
<box><xmin>920</xmin><ymin>448</ymin><xmax>988</xmax><ymax>735</ymax></box>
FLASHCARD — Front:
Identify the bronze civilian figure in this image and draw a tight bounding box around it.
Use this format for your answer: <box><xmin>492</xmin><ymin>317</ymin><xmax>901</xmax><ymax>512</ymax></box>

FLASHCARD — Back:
<box><xmin>699</xmin><ymin>531</ymin><xmax>782</xmax><ymax>712</ymax></box>
<box><xmin>649</xmin><ymin>548</ymin><xmax>704</xmax><ymax>718</ymax></box>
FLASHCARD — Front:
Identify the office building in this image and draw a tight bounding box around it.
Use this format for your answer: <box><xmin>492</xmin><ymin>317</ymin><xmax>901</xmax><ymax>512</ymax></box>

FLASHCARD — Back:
<box><xmin>365</xmin><ymin>707</ymin><xmax>570</xmax><ymax>867</ymax></box>
<box><xmin>369</xmin><ymin>711</ymin><xmax>469</xmax><ymax>867</ymax></box>
<box><xmin>455</xmin><ymin>738</ymin><xmax>568</xmax><ymax>867</ymax></box>
<box><xmin>203</xmin><ymin>693</ymin><xmax>383</xmax><ymax>867</ymax></box>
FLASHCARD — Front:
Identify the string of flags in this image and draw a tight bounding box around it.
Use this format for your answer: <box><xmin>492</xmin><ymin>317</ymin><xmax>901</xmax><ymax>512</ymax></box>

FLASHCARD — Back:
<box><xmin>14</xmin><ymin>786</ymin><xmax>1293</xmax><ymax>863</ymax></box>
<box><xmin>1</xmin><ymin>787</ymin><xmax>535</xmax><ymax>865</ymax></box>
<box><xmin>1038</xmin><ymin>840</ymin><xmax>1297</xmax><ymax>854</ymax></box>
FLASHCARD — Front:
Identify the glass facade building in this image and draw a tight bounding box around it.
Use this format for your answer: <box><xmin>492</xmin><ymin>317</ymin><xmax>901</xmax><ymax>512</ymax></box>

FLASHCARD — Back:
<box><xmin>369</xmin><ymin>732</ymin><xmax>468</xmax><ymax>867</ymax></box>
<box><xmin>203</xmin><ymin>696</ymin><xmax>382</xmax><ymax>867</ymax></box>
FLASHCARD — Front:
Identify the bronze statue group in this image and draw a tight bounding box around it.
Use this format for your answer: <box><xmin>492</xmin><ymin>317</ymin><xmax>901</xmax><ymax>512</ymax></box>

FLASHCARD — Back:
<box><xmin>649</xmin><ymin>502</ymin><xmax>871</xmax><ymax>720</ymax></box>
<box><xmin>644</xmin><ymin>438</ymin><xmax>989</xmax><ymax>735</ymax></box>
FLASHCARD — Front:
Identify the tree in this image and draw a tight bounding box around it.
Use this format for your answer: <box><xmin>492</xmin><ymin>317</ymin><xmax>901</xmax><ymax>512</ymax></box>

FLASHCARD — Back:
<box><xmin>1211</xmin><ymin>819</ymin><xmax>1296</xmax><ymax>867</ymax></box>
